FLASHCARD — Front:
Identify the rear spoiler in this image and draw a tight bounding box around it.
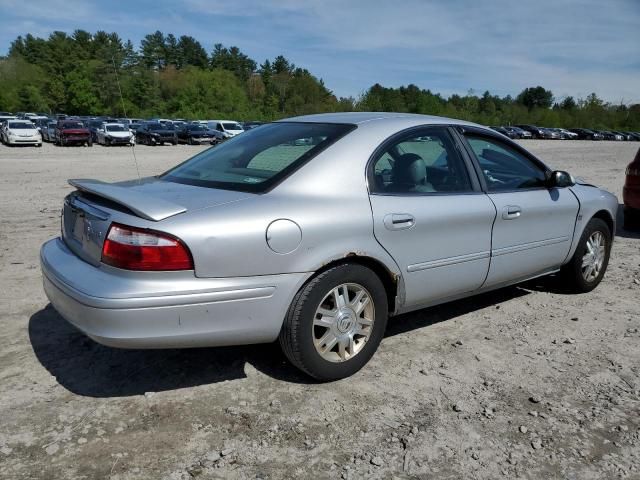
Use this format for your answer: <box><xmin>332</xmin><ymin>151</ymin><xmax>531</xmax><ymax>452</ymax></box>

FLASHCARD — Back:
<box><xmin>69</xmin><ymin>179</ymin><xmax>187</xmax><ymax>222</ymax></box>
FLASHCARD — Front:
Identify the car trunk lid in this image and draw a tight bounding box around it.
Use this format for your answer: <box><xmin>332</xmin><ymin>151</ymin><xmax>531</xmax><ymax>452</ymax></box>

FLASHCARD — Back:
<box><xmin>63</xmin><ymin>178</ymin><xmax>254</xmax><ymax>265</ymax></box>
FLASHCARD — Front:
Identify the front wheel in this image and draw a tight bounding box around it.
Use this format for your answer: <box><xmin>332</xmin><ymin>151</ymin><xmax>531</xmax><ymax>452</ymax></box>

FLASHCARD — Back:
<box><xmin>560</xmin><ymin>218</ymin><xmax>611</xmax><ymax>293</ymax></box>
<box><xmin>279</xmin><ymin>264</ymin><xmax>388</xmax><ymax>381</ymax></box>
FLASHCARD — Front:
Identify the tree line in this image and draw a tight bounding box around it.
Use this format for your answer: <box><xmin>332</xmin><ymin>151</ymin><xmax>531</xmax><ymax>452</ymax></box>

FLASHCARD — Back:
<box><xmin>0</xmin><ymin>30</ymin><xmax>638</xmax><ymax>130</ymax></box>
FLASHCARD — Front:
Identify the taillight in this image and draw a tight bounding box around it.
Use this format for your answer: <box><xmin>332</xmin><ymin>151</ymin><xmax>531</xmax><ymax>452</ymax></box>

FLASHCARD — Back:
<box><xmin>101</xmin><ymin>223</ymin><xmax>193</xmax><ymax>271</ymax></box>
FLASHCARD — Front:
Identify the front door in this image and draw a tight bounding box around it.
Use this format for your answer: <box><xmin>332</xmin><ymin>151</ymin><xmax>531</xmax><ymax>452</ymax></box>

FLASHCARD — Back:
<box><xmin>462</xmin><ymin>132</ymin><xmax>580</xmax><ymax>287</ymax></box>
<box><xmin>368</xmin><ymin>127</ymin><xmax>496</xmax><ymax>308</ymax></box>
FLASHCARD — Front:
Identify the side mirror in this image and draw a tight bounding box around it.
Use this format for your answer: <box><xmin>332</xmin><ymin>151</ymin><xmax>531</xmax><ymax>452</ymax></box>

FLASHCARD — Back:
<box><xmin>547</xmin><ymin>170</ymin><xmax>575</xmax><ymax>188</ymax></box>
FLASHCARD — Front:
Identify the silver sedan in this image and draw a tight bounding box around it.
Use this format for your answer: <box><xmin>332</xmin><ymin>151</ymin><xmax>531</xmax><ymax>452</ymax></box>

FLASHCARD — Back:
<box><xmin>40</xmin><ymin>113</ymin><xmax>618</xmax><ymax>380</ymax></box>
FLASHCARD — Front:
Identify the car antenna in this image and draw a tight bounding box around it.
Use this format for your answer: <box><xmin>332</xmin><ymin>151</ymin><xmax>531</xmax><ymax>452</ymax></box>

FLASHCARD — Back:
<box><xmin>112</xmin><ymin>55</ymin><xmax>141</xmax><ymax>183</ymax></box>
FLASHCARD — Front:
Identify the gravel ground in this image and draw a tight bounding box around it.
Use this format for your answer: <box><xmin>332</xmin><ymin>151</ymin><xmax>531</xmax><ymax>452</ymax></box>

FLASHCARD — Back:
<box><xmin>0</xmin><ymin>140</ymin><xmax>639</xmax><ymax>480</ymax></box>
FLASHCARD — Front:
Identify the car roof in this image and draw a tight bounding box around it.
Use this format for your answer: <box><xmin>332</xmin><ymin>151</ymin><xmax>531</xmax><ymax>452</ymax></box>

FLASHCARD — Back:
<box><xmin>277</xmin><ymin>112</ymin><xmax>482</xmax><ymax>131</ymax></box>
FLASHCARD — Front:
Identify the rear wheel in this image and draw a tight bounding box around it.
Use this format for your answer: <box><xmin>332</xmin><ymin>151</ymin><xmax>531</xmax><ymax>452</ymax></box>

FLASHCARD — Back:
<box><xmin>279</xmin><ymin>264</ymin><xmax>388</xmax><ymax>381</ymax></box>
<box><xmin>560</xmin><ymin>218</ymin><xmax>611</xmax><ymax>292</ymax></box>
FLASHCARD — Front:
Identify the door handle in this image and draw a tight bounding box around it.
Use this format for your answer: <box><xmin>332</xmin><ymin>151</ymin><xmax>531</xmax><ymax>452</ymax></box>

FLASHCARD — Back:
<box><xmin>384</xmin><ymin>213</ymin><xmax>416</xmax><ymax>230</ymax></box>
<box><xmin>502</xmin><ymin>205</ymin><xmax>522</xmax><ymax>220</ymax></box>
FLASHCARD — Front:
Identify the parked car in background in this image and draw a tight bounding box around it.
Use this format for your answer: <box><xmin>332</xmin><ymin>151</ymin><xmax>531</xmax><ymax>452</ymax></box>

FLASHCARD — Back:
<box><xmin>1</xmin><ymin>119</ymin><xmax>42</xmax><ymax>146</ymax></box>
<box><xmin>549</xmin><ymin>128</ymin><xmax>578</xmax><ymax>140</ymax></box>
<box><xmin>503</xmin><ymin>126</ymin><xmax>531</xmax><ymax>139</ymax></box>
<box><xmin>55</xmin><ymin>120</ymin><xmax>92</xmax><ymax>146</ymax></box>
<box><xmin>96</xmin><ymin>123</ymin><xmax>135</xmax><ymax>146</ymax></box>
<box><xmin>541</xmin><ymin>128</ymin><xmax>561</xmax><ymax>140</ymax></box>
<box><xmin>597</xmin><ymin>131</ymin><xmax>619</xmax><ymax>141</ymax></box>
<box><xmin>176</xmin><ymin>124</ymin><xmax>222</xmax><ymax>145</ymax></box>
<box><xmin>128</xmin><ymin>123</ymin><xmax>143</xmax><ymax>134</ymax></box>
<box><xmin>568</xmin><ymin>128</ymin><xmax>603</xmax><ymax>140</ymax></box>
<box><xmin>625</xmin><ymin>132</ymin><xmax>640</xmax><ymax>141</ymax></box>
<box><xmin>242</xmin><ymin>121</ymin><xmax>265</xmax><ymax>130</ymax></box>
<box><xmin>209</xmin><ymin>120</ymin><xmax>244</xmax><ymax>138</ymax></box>
<box><xmin>40</xmin><ymin>112</ymin><xmax>617</xmax><ymax>380</ymax></box>
<box><xmin>0</xmin><ymin>114</ymin><xmax>17</xmax><ymax>126</ymax></box>
<box><xmin>623</xmin><ymin>147</ymin><xmax>640</xmax><ymax>229</ymax></box>
<box><xmin>611</xmin><ymin>131</ymin><xmax>633</xmax><ymax>141</ymax></box>
<box><xmin>87</xmin><ymin>119</ymin><xmax>105</xmax><ymax>143</ymax></box>
<box><xmin>490</xmin><ymin>126</ymin><xmax>518</xmax><ymax>139</ymax></box>
<box><xmin>515</xmin><ymin>124</ymin><xmax>551</xmax><ymax>139</ymax></box>
<box><xmin>135</xmin><ymin>122</ymin><xmax>178</xmax><ymax>145</ymax></box>
<box><xmin>42</xmin><ymin>121</ymin><xmax>58</xmax><ymax>142</ymax></box>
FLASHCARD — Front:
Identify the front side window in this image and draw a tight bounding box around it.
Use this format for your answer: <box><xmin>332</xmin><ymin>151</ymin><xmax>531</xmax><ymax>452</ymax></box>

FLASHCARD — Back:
<box><xmin>370</xmin><ymin>128</ymin><xmax>473</xmax><ymax>194</ymax></box>
<box><xmin>465</xmin><ymin>135</ymin><xmax>547</xmax><ymax>192</ymax></box>
<box><xmin>162</xmin><ymin>122</ymin><xmax>355</xmax><ymax>192</ymax></box>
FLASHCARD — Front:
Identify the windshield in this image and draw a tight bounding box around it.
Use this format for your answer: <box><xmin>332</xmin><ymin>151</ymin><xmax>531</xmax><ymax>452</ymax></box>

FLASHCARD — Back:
<box><xmin>162</xmin><ymin>122</ymin><xmax>355</xmax><ymax>192</ymax></box>
<box><xmin>222</xmin><ymin>122</ymin><xmax>243</xmax><ymax>131</ymax></box>
<box><xmin>106</xmin><ymin>125</ymin><xmax>126</xmax><ymax>132</ymax></box>
<box><xmin>187</xmin><ymin>125</ymin><xmax>207</xmax><ymax>131</ymax></box>
<box><xmin>147</xmin><ymin>123</ymin><xmax>163</xmax><ymax>130</ymax></box>
<box><xmin>9</xmin><ymin>122</ymin><xmax>34</xmax><ymax>129</ymax></box>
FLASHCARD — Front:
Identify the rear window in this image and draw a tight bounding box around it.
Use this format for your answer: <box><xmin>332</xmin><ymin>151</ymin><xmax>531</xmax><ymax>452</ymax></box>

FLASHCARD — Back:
<box><xmin>162</xmin><ymin>122</ymin><xmax>355</xmax><ymax>192</ymax></box>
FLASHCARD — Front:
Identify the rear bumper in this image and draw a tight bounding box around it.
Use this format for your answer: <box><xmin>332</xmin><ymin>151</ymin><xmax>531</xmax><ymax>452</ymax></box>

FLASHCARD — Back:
<box><xmin>40</xmin><ymin>238</ymin><xmax>310</xmax><ymax>348</ymax></box>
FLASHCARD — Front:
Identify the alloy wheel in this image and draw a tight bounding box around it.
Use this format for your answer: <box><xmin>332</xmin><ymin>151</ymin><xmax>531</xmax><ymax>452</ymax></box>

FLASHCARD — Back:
<box><xmin>312</xmin><ymin>283</ymin><xmax>375</xmax><ymax>363</ymax></box>
<box><xmin>581</xmin><ymin>231</ymin><xmax>606</xmax><ymax>282</ymax></box>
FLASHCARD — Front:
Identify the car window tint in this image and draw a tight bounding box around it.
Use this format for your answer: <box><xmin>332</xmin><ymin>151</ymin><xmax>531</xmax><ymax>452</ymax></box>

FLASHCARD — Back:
<box><xmin>162</xmin><ymin>123</ymin><xmax>354</xmax><ymax>192</ymax></box>
<box><xmin>371</xmin><ymin>129</ymin><xmax>472</xmax><ymax>194</ymax></box>
<box><xmin>465</xmin><ymin>135</ymin><xmax>546</xmax><ymax>192</ymax></box>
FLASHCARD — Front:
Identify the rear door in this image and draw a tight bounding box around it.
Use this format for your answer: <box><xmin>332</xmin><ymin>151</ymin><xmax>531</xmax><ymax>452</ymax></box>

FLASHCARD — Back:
<box><xmin>368</xmin><ymin>126</ymin><xmax>496</xmax><ymax>308</ymax></box>
<box><xmin>460</xmin><ymin>129</ymin><xmax>579</xmax><ymax>287</ymax></box>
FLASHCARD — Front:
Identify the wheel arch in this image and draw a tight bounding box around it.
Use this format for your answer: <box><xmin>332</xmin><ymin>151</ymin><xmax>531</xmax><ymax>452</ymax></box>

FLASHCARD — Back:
<box><xmin>592</xmin><ymin>209</ymin><xmax>615</xmax><ymax>236</ymax></box>
<box><xmin>309</xmin><ymin>255</ymin><xmax>400</xmax><ymax>315</ymax></box>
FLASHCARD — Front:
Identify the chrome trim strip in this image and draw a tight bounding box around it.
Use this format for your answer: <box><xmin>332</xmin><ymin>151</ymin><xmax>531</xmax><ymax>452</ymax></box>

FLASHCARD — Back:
<box><xmin>407</xmin><ymin>251</ymin><xmax>490</xmax><ymax>272</ymax></box>
<box><xmin>492</xmin><ymin>236</ymin><xmax>570</xmax><ymax>257</ymax></box>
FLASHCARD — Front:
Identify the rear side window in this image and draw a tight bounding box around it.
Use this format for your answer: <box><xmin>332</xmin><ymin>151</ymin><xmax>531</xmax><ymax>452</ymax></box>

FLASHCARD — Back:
<box><xmin>465</xmin><ymin>135</ymin><xmax>547</xmax><ymax>192</ymax></box>
<box><xmin>370</xmin><ymin>128</ymin><xmax>473</xmax><ymax>194</ymax></box>
<box><xmin>162</xmin><ymin>122</ymin><xmax>355</xmax><ymax>192</ymax></box>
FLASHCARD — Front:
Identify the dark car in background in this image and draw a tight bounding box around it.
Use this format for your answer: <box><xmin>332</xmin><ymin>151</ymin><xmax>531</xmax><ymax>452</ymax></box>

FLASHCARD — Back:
<box><xmin>135</xmin><ymin>122</ymin><xmax>178</xmax><ymax>146</ymax></box>
<box><xmin>515</xmin><ymin>124</ymin><xmax>551</xmax><ymax>139</ymax></box>
<box><xmin>568</xmin><ymin>128</ymin><xmax>603</xmax><ymax>140</ymax></box>
<box><xmin>176</xmin><ymin>124</ymin><xmax>221</xmax><ymax>145</ymax></box>
<box><xmin>87</xmin><ymin>119</ymin><xmax>106</xmax><ymax>143</ymax></box>
<box><xmin>55</xmin><ymin>120</ymin><xmax>92</xmax><ymax>146</ymax></box>
<box><xmin>42</xmin><ymin>121</ymin><xmax>58</xmax><ymax>142</ymax></box>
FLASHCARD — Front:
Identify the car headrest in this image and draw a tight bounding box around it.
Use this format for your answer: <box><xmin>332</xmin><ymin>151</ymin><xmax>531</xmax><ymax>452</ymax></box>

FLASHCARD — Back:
<box><xmin>393</xmin><ymin>153</ymin><xmax>427</xmax><ymax>186</ymax></box>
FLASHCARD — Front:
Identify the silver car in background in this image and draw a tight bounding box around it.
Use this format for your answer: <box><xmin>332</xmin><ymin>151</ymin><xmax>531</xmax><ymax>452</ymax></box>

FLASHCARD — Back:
<box><xmin>40</xmin><ymin>113</ymin><xmax>618</xmax><ymax>380</ymax></box>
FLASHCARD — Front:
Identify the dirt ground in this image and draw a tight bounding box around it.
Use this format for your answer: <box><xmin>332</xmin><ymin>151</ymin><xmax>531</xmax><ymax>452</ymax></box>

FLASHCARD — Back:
<box><xmin>0</xmin><ymin>140</ymin><xmax>639</xmax><ymax>480</ymax></box>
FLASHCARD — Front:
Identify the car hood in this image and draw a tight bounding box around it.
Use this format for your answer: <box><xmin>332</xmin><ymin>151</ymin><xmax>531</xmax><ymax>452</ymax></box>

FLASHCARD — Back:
<box><xmin>70</xmin><ymin>177</ymin><xmax>254</xmax><ymax>221</ymax></box>
<box><xmin>106</xmin><ymin>131</ymin><xmax>132</xmax><ymax>138</ymax></box>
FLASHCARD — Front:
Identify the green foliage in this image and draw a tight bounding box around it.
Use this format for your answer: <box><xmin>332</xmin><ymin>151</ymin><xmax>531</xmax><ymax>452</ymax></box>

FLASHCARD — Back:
<box><xmin>516</xmin><ymin>86</ymin><xmax>554</xmax><ymax>110</ymax></box>
<box><xmin>0</xmin><ymin>29</ymin><xmax>638</xmax><ymax>131</ymax></box>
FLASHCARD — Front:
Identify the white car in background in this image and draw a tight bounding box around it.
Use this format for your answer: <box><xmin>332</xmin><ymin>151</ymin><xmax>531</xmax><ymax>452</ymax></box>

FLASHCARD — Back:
<box><xmin>96</xmin><ymin>123</ymin><xmax>135</xmax><ymax>146</ymax></box>
<box><xmin>208</xmin><ymin>120</ymin><xmax>245</xmax><ymax>138</ymax></box>
<box><xmin>1</xmin><ymin>119</ymin><xmax>42</xmax><ymax>146</ymax></box>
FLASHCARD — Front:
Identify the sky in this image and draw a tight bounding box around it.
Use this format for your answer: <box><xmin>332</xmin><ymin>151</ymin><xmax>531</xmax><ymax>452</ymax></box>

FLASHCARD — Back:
<box><xmin>0</xmin><ymin>0</ymin><xmax>638</xmax><ymax>103</ymax></box>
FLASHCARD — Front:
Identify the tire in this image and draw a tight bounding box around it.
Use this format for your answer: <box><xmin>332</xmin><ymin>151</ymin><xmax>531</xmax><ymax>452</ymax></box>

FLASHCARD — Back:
<box><xmin>36</xmin><ymin>143</ymin><xmax>42</xmax><ymax>148</ymax></box>
<box><xmin>87</xmin><ymin>140</ymin><xmax>93</xmax><ymax>147</ymax></box>
<box><xmin>624</xmin><ymin>207</ymin><xmax>640</xmax><ymax>230</ymax></box>
<box><xmin>279</xmin><ymin>263</ymin><xmax>388</xmax><ymax>381</ymax></box>
<box><xmin>560</xmin><ymin>218</ymin><xmax>611</xmax><ymax>293</ymax></box>
<box><xmin>188</xmin><ymin>136</ymin><xmax>194</xmax><ymax>145</ymax></box>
